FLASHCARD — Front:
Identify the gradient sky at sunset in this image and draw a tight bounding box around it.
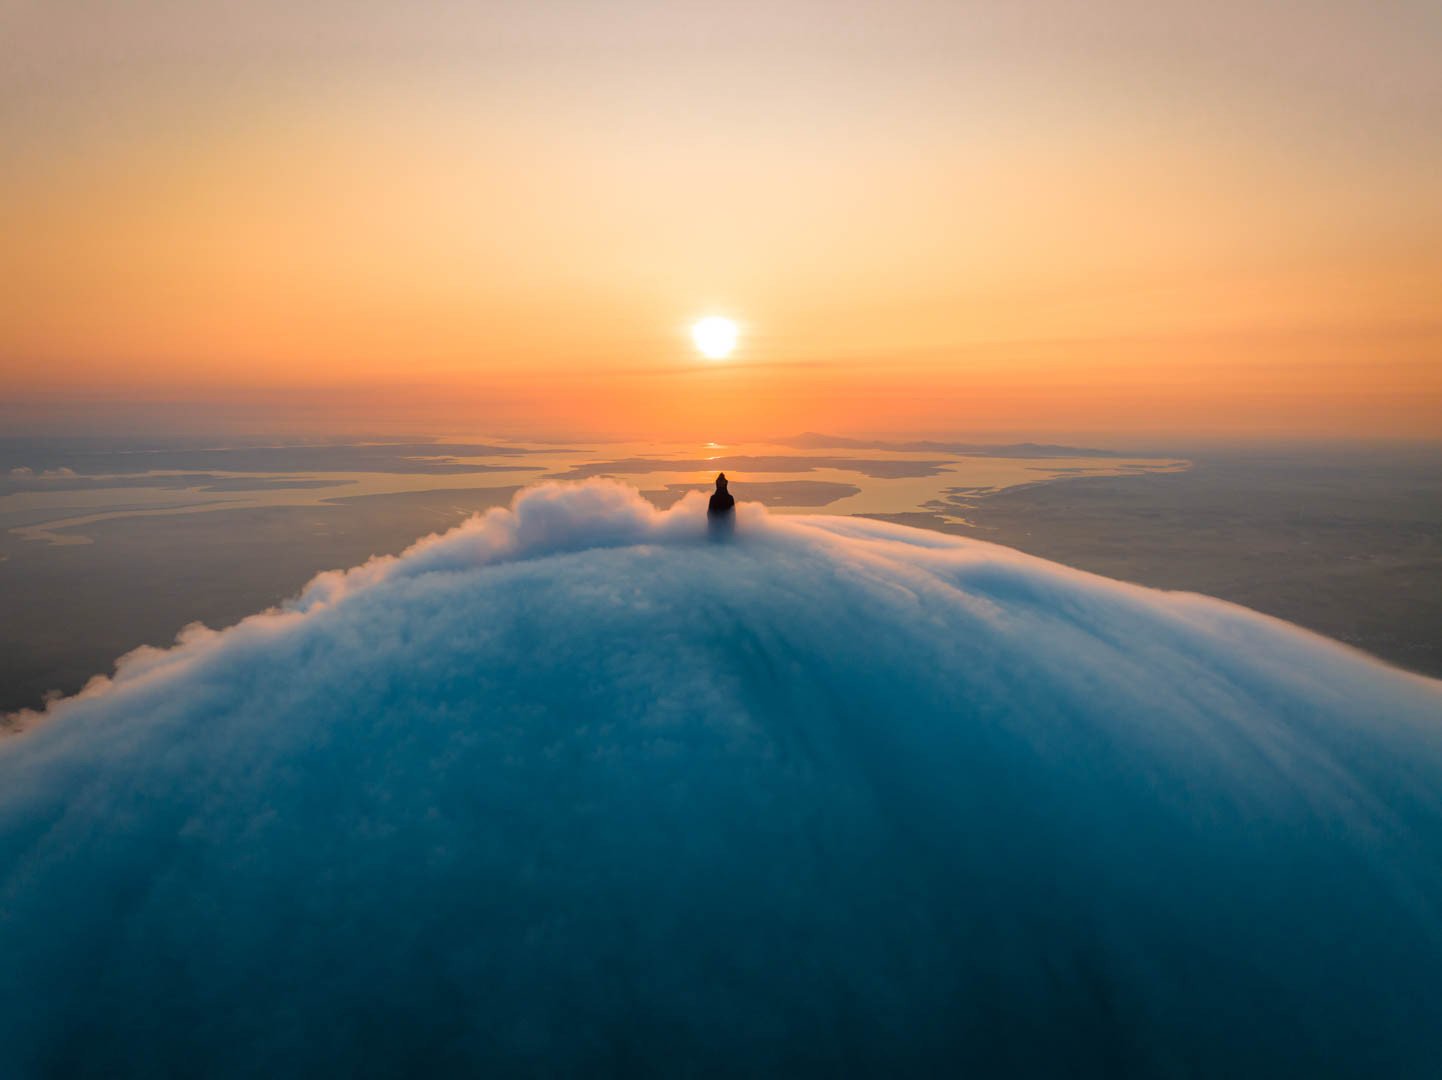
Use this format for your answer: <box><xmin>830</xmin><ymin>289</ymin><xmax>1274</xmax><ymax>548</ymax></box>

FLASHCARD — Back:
<box><xmin>3</xmin><ymin>0</ymin><xmax>1439</xmax><ymax>440</ymax></box>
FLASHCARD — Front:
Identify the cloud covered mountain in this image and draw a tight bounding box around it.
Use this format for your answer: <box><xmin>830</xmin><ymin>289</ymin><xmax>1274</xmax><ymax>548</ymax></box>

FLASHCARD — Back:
<box><xmin>2</xmin><ymin>481</ymin><xmax>1440</xmax><ymax>1075</ymax></box>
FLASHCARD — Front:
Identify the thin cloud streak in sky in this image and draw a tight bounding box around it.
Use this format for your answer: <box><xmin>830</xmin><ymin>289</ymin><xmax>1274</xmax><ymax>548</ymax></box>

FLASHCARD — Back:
<box><xmin>2</xmin><ymin>481</ymin><xmax>1441</xmax><ymax>1073</ymax></box>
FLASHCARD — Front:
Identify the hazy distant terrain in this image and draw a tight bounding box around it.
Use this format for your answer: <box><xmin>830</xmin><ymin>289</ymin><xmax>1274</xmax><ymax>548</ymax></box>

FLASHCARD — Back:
<box><xmin>1</xmin><ymin>436</ymin><xmax>1437</xmax><ymax>713</ymax></box>
<box><xmin>876</xmin><ymin>445</ymin><xmax>1442</xmax><ymax>679</ymax></box>
<box><xmin>0</xmin><ymin>486</ymin><xmax>522</xmax><ymax>714</ymax></box>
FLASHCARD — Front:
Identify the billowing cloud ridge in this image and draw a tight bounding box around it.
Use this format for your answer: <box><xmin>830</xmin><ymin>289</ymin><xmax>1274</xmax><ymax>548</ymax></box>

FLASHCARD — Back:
<box><xmin>3</xmin><ymin>480</ymin><xmax>1441</xmax><ymax>1075</ymax></box>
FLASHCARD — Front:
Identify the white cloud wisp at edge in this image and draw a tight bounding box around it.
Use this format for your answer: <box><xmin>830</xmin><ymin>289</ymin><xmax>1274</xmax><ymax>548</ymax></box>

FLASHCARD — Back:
<box><xmin>2</xmin><ymin>480</ymin><xmax>1441</xmax><ymax>1074</ymax></box>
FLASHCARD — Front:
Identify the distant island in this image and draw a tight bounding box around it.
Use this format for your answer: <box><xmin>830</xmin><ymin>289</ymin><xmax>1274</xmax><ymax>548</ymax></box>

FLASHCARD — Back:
<box><xmin>775</xmin><ymin>432</ymin><xmax>1122</xmax><ymax>458</ymax></box>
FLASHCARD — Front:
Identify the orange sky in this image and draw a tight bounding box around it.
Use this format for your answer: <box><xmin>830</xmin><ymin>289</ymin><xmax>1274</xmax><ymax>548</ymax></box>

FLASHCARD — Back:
<box><xmin>3</xmin><ymin>1</ymin><xmax>1439</xmax><ymax>441</ymax></box>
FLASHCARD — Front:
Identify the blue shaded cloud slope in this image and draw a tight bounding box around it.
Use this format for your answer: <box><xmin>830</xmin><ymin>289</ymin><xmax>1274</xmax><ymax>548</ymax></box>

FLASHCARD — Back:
<box><xmin>3</xmin><ymin>481</ymin><xmax>1441</xmax><ymax>1075</ymax></box>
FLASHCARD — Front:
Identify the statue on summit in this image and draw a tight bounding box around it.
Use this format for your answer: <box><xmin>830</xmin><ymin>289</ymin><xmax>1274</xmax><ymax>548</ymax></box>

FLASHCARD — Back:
<box><xmin>707</xmin><ymin>472</ymin><xmax>735</xmax><ymax>536</ymax></box>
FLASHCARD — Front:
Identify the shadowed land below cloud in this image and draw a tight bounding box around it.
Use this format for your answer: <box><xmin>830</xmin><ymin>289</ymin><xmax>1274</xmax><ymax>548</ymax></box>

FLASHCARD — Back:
<box><xmin>3</xmin><ymin>443</ymin><xmax>1439</xmax><ymax>714</ymax></box>
<box><xmin>0</xmin><ymin>486</ymin><xmax>523</xmax><ymax>713</ymax></box>
<box><xmin>875</xmin><ymin>445</ymin><xmax>1442</xmax><ymax>679</ymax></box>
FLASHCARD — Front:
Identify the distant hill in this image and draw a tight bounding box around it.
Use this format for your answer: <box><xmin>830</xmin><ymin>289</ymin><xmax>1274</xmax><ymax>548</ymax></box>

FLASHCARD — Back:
<box><xmin>777</xmin><ymin>432</ymin><xmax>1121</xmax><ymax>457</ymax></box>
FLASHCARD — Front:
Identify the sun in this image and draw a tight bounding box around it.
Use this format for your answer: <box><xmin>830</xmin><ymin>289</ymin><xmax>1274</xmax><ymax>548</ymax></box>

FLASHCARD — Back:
<box><xmin>691</xmin><ymin>316</ymin><xmax>738</xmax><ymax>360</ymax></box>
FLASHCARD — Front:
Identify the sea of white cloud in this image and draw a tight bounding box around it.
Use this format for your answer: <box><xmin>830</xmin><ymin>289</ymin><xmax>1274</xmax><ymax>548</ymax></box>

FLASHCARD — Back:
<box><xmin>2</xmin><ymin>480</ymin><xmax>1441</xmax><ymax>1075</ymax></box>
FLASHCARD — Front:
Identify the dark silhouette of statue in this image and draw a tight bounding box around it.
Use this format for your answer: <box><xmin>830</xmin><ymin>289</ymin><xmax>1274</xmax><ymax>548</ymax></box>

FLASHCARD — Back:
<box><xmin>707</xmin><ymin>473</ymin><xmax>735</xmax><ymax>536</ymax></box>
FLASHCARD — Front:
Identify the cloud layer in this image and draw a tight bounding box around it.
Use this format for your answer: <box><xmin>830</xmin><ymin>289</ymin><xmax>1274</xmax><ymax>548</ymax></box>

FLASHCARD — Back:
<box><xmin>3</xmin><ymin>481</ymin><xmax>1441</xmax><ymax>1075</ymax></box>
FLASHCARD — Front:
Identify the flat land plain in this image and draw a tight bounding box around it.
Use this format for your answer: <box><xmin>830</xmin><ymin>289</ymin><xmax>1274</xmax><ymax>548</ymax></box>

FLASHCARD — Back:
<box><xmin>2</xmin><ymin>437</ymin><xmax>1437</xmax><ymax>713</ymax></box>
<box><xmin>878</xmin><ymin>446</ymin><xmax>1442</xmax><ymax>680</ymax></box>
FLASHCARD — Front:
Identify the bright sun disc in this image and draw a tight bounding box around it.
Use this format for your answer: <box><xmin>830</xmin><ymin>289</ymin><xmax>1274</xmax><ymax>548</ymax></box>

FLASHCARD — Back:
<box><xmin>691</xmin><ymin>316</ymin><xmax>738</xmax><ymax>359</ymax></box>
